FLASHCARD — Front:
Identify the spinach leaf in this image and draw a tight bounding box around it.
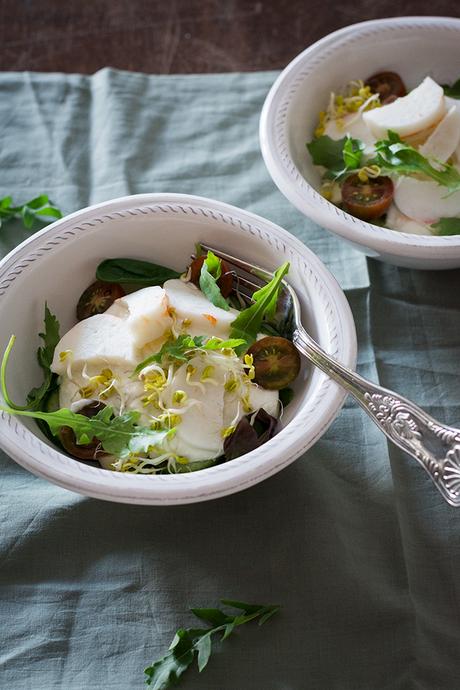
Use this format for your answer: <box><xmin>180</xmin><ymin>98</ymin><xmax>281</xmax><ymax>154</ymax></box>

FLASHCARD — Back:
<box><xmin>371</xmin><ymin>131</ymin><xmax>460</xmax><ymax>194</ymax></box>
<box><xmin>144</xmin><ymin>600</ymin><xmax>280</xmax><ymax>688</ymax></box>
<box><xmin>230</xmin><ymin>262</ymin><xmax>290</xmax><ymax>351</ymax></box>
<box><xmin>443</xmin><ymin>78</ymin><xmax>460</xmax><ymax>99</ymax></box>
<box><xmin>306</xmin><ymin>135</ymin><xmax>364</xmax><ymax>179</ymax></box>
<box><xmin>431</xmin><ymin>217</ymin><xmax>460</xmax><ymax>236</ymax></box>
<box><xmin>279</xmin><ymin>387</ymin><xmax>294</xmax><ymax>407</ymax></box>
<box><xmin>0</xmin><ymin>194</ymin><xmax>63</xmax><ymax>230</ymax></box>
<box><xmin>199</xmin><ymin>251</ymin><xmax>229</xmax><ymax>310</ymax></box>
<box><xmin>96</xmin><ymin>258</ymin><xmax>181</xmax><ymax>285</ymax></box>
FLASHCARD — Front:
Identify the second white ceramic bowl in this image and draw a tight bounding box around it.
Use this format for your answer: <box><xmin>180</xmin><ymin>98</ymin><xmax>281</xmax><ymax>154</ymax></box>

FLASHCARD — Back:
<box><xmin>260</xmin><ymin>16</ymin><xmax>460</xmax><ymax>270</ymax></box>
<box><xmin>0</xmin><ymin>194</ymin><xmax>356</xmax><ymax>504</ymax></box>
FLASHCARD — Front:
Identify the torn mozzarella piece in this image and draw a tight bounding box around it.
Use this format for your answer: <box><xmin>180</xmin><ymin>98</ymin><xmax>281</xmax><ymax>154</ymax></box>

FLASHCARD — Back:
<box><xmin>51</xmin><ymin>314</ymin><xmax>139</xmax><ymax>375</ymax></box>
<box><xmin>160</xmin><ymin>355</ymin><xmax>226</xmax><ymax>461</ymax></box>
<box><xmin>106</xmin><ymin>286</ymin><xmax>172</xmax><ymax>349</ymax></box>
<box><xmin>163</xmin><ymin>279</ymin><xmax>238</xmax><ymax>339</ymax></box>
<box><xmin>419</xmin><ymin>106</ymin><xmax>460</xmax><ymax>163</ymax></box>
<box><xmin>324</xmin><ymin>113</ymin><xmax>376</xmax><ymax>155</ymax></box>
<box><xmin>393</xmin><ymin>176</ymin><xmax>460</xmax><ymax>223</ymax></box>
<box><xmin>386</xmin><ymin>204</ymin><xmax>432</xmax><ymax>235</ymax></box>
<box><xmin>363</xmin><ymin>77</ymin><xmax>446</xmax><ymax>139</ymax></box>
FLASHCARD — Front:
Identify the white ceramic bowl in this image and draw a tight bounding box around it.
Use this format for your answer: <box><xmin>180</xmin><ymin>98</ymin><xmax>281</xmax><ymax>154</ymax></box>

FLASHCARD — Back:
<box><xmin>260</xmin><ymin>16</ymin><xmax>460</xmax><ymax>270</ymax></box>
<box><xmin>0</xmin><ymin>194</ymin><xmax>356</xmax><ymax>504</ymax></box>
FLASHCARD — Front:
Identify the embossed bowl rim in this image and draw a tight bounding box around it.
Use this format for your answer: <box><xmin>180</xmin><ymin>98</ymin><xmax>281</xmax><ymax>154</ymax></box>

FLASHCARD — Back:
<box><xmin>0</xmin><ymin>193</ymin><xmax>356</xmax><ymax>504</ymax></box>
<box><xmin>259</xmin><ymin>16</ymin><xmax>460</xmax><ymax>264</ymax></box>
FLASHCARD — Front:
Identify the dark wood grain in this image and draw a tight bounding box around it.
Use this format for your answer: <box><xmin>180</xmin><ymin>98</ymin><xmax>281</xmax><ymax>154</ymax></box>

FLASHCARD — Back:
<box><xmin>0</xmin><ymin>0</ymin><xmax>459</xmax><ymax>74</ymax></box>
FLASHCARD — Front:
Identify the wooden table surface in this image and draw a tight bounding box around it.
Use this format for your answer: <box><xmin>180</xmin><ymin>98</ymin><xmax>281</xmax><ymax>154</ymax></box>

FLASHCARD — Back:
<box><xmin>1</xmin><ymin>0</ymin><xmax>459</xmax><ymax>74</ymax></box>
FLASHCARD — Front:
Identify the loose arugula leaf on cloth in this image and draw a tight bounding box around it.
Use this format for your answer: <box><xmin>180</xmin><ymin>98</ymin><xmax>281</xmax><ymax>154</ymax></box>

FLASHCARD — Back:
<box><xmin>144</xmin><ymin>600</ymin><xmax>280</xmax><ymax>688</ymax></box>
<box><xmin>230</xmin><ymin>262</ymin><xmax>290</xmax><ymax>352</ymax></box>
<box><xmin>199</xmin><ymin>250</ymin><xmax>229</xmax><ymax>310</ymax></box>
<box><xmin>431</xmin><ymin>218</ymin><xmax>460</xmax><ymax>235</ymax></box>
<box><xmin>371</xmin><ymin>131</ymin><xmax>460</xmax><ymax>194</ymax></box>
<box><xmin>96</xmin><ymin>258</ymin><xmax>181</xmax><ymax>285</ymax></box>
<box><xmin>134</xmin><ymin>335</ymin><xmax>246</xmax><ymax>374</ymax></box>
<box><xmin>443</xmin><ymin>78</ymin><xmax>460</xmax><ymax>99</ymax></box>
<box><xmin>306</xmin><ymin>135</ymin><xmax>365</xmax><ymax>179</ymax></box>
<box><xmin>0</xmin><ymin>194</ymin><xmax>62</xmax><ymax>230</ymax></box>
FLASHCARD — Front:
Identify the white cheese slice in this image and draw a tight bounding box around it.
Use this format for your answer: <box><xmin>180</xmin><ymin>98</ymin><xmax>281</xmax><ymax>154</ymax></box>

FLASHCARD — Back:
<box><xmin>106</xmin><ymin>286</ymin><xmax>172</xmax><ymax>349</ymax></box>
<box><xmin>324</xmin><ymin>113</ymin><xmax>376</xmax><ymax>155</ymax></box>
<box><xmin>163</xmin><ymin>279</ymin><xmax>238</xmax><ymax>340</ymax></box>
<box><xmin>51</xmin><ymin>314</ymin><xmax>139</xmax><ymax>375</ymax></box>
<box><xmin>161</xmin><ymin>355</ymin><xmax>226</xmax><ymax>461</ymax></box>
<box><xmin>223</xmin><ymin>384</ymin><xmax>279</xmax><ymax>427</ymax></box>
<box><xmin>446</xmin><ymin>96</ymin><xmax>460</xmax><ymax>116</ymax></box>
<box><xmin>419</xmin><ymin>106</ymin><xmax>460</xmax><ymax>163</ymax></box>
<box><xmin>393</xmin><ymin>176</ymin><xmax>460</xmax><ymax>223</ymax></box>
<box><xmin>386</xmin><ymin>204</ymin><xmax>432</xmax><ymax>235</ymax></box>
<box><xmin>363</xmin><ymin>77</ymin><xmax>446</xmax><ymax>139</ymax></box>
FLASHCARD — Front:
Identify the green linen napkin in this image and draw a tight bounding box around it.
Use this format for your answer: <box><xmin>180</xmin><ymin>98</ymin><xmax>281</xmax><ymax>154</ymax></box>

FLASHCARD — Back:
<box><xmin>0</xmin><ymin>69</ymin><xmax>459</xmax><ymax>690</ymax></box>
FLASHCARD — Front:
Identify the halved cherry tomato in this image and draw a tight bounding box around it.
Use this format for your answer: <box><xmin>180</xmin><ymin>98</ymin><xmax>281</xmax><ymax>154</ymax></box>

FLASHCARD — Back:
<box><xmin>59</xmin><ymin>400</ymin><xmax>106</xmax><ymax>461</ymax></box>
<box><xmin>365</xmin><ymin>71</ymin><xmax>406</xmax><ymax>104</ymax></box>
<box><xmin>342</xmin><ymin>174</ymin><xmax>393</xmax><ymax>221</ymax></box>
<box><xmin>189</xmin><ymin>256</ymin><xmax>233</xmax><ymax>297</ymax></box>
<box><xmin>247</xmin><ymin>336</ymin><xmax>300</xmax><ymax>390</ymax></box>
<box><xmin>76</xmin><ymin>280</ymin><xmax>125</xmax><ymax>320</ymax></box>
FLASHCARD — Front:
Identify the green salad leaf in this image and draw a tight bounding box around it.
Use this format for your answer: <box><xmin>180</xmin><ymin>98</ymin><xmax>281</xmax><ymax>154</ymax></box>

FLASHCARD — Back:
<box><xmin>134</xmin><ymin>334</ymin><xmax>246</xmax><ymax>374</ymax></box>
<box><xmin>96</xmin><ymin>258</ymin><xmax>181</xmax><ymax>285</ymax></box>
<box><xmin>0</xmin><ymin>399</ymin><xmax>171</xmax><ymax>459</ymax></box>
<box><xmin>230</xmin><ymin>262</ymin><xmax>290</xmax><ymax>351</ymax></box>
<box><xmin>144</xmin><ymin>600</ymin><xmax>280</xmax><ymax>688</ymax></box>
<box><xmin>1</xmin><ymin>306</ymin><xmax>60</xmax><ymax>412</ymax></box>
<box><xmin>26</xmin><ymin>305</ymin><xmax>61</xmax><ymax>410</ymax></box>
<box><xmin>371</xmin><ymin>131</ymin><xmax>460</xmax><ymax>194</ymax></box>
<box><xmin>199</xmin><ymin>251</ymin><xmax>229</xmax><ymax>311</ymax></box>
<box><xmin>306</xmin><ymin>135</ymin><xmax>364</xmax><ymax>179</ymax></box>
<box><xmin>0</xmin><ymin>194</ymin><xmax>62</xmax><ymax>230</ymax></box>
<box><xmin>443</xmin><ymin>78</ymin><xmax>460</xmax><ymax>99</ymax></box>
<box><xmin>431</xmin><ymin>217</ymin><xmax>460</xmax><ymax>236</ymax></box>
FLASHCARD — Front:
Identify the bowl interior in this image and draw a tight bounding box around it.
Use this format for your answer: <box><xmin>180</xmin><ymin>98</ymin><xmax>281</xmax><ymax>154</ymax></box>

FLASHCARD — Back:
<box><xmin>0</xmin><ymin>196</ymin><xmax>353</xmax><ymax>505</ymax></box>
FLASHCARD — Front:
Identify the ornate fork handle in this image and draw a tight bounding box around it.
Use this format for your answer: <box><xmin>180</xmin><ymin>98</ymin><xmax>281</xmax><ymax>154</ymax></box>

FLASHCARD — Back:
<box><xmin>293</xmin><ymin>325</ymin><xmax>460</xmax><ymax>507</ymax></box>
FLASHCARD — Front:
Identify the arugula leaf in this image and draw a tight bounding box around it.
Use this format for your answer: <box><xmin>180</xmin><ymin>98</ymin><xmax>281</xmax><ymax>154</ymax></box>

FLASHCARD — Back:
<box><xmin>342</xmin><ymin>136</ymin><xmax>365</xmax><ymax>171</ymax></box>
<box><xmin>144</xmin><ymin>600</ymin><xmax>280</xmax><ymax>688</ymax></box>
<box><xmin>229</xmin><ymin>262</ymin><xmax>290</xmax><ymax>351</ymax></box>
<box><xmin>443</xmin><ymin>78</ymin><xmax>460</xmax><ymax>99</ymax></box>
<box><xmin>306</xmin><ymin>135</ymin><xmax>364</xmax><ymax>179</ymax></box>
<box><xmin>0</xmin><ymin>305</ymin><xmax>60</xmax><ymax>412</ymax></box>
<box><xmin>371</xmin><ymin>131</ymin><xmax>460</xmax><ymax>194</ymax></box>
<box><xmin>96</xmin><ymin>258</ymin><xmax>181</xmax><ymax>285</ymax></box>
<box><xmin>0</xmin><ymin>402</ymin><xmax>171</xmax><ymax>459</ymax></box>
<box><xmin>0</xmin><ymin>194</ymin><xmax>62</xmax><ymax>230</ymax></box>
<box><xmin>26</xmin><ymin>304</ymin><xmax>61</xmax><ymax>410</ymax></box>
<box><xmin>134</xmin><ymin>335</ymin><xmax>246</xmax><ymax>374</ymax></box>
<box><xmin>431</xmin><ymin>217</ymin><xmax>460</xmax><ymax>236</ymax></box>
<box><xmin>199</xmin><ymin>251</ymin><xmax>229</xmax><ymax>311</ymax></box>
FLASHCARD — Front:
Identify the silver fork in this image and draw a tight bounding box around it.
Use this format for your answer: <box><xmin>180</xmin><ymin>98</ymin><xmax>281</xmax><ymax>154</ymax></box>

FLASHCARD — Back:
<box><xmin>200</xmin><ymin>243</ymin><xmax>460</xmax><ymax>507</ymax></box>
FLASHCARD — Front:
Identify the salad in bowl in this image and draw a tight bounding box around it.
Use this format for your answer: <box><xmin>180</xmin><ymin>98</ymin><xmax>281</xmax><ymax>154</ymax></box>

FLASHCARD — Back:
<box><xmin>307</xmin><ymin>72</ymin><xmax>460</xmax><ymax>236</ymax></box>
<box><xmin>0</xmin><ymin>249</ymin><xmax>300</xmax><ymax>475</ymax></box>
